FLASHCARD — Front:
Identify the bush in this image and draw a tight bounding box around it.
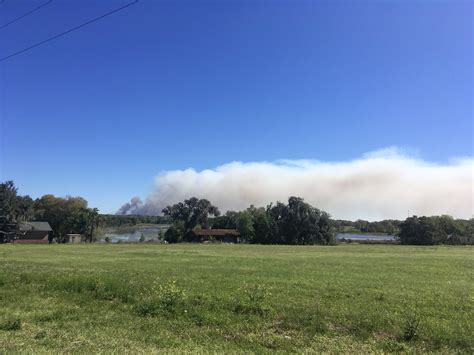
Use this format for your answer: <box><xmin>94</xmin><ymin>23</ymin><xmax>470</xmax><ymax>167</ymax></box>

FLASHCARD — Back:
<box><xmin>164</xmin><ymin>221</ymin><xmax>186</xmax><ymax>243</ymax></box>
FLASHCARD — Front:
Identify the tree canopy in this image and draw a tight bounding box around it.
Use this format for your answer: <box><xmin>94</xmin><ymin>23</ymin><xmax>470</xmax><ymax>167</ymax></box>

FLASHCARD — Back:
<box><xmin>163</xmin><ymin>197</ymin><xmax>220</xmax><ymax>232</ymax></box>
<box><xmin>212</xmin><ymin>197</ymin><xmax>333</xmax><ymax>245</ymax></box>
<box><xmin>1</xmin><ymin>181</ymin><xmax>101</xmax><ymax>243</ymax></box>
<box><xmin>399</xmin><ymin>215</ymin><xmax>473</xmax><ymax>245</ymax></box>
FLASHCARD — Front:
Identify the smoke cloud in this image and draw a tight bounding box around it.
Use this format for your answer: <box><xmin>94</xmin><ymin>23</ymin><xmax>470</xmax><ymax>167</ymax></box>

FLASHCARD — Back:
<box><xmin>119</xmin><ymin>148</ymin><xmax>473</xmax><ymax>221</ymax></box>
<box><xmin>117</xmin><ymin>196</ymin><xmax>143</xmax><ymax>215</ymax></box>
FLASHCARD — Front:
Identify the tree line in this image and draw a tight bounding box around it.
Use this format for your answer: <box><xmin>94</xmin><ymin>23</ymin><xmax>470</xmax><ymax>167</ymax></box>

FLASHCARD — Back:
<box><xmin>162</xmin><ymin>197</ymin><xmax>472</xmax><ymax>245</ymax></box>
<box><xmin>330</xmin><ymin>219</ymin><xmax>401</xmax><ymax>235</ymax></box>
<box><xmin>163</xmin><ymin>196</ymin><xmax>334</xmax><ymax>245</ymax></box>
<box><xmin>100</xmin><ymin>214</ymin><xmax>170</xmax><ymax>228</ymax></box>
<box><xmin>0</xmin><ymin>181</ymin><xmax>172</xmax><ymax>243</ymax></box>
<box><xmin>0</xmin><ymin>181</ymin><xmax>99</xmax><ymax>243</ymax></box>
<box><xmin>1</xmin><ymin>180</ymin><xmax>472</xmax><ymax>245</ymax></box>
<box><xmin>398</xmin><ymin>215</ymin><xmax>473</xmax><ymax>245</ymax></box>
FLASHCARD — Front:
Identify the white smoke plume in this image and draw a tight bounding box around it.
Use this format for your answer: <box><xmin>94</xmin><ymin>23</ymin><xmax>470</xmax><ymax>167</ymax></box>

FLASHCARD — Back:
<box><xmin>120</xmin><ymin>148</ymin><xmax>473</xmax><ymax>221</ymax></box>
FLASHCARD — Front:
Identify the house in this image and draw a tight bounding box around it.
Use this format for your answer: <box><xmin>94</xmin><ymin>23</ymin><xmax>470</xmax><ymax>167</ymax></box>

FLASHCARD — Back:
<box><xmin>15</xmin><ymin>221</ymin><xmax>52</xmax><ymax>244</ymax></box>
<box><xmin>191</xmin><ymin>228</ymin><xmax>240</xmax><ymax>243</ymax></box>
<box><xmin>66</xmin><ymin>234</ymin><xmax>85</xmax><ymax>244</ymax></box>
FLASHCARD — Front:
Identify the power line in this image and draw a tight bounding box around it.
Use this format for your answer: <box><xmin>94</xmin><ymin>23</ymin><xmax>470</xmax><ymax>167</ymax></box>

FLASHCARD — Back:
<box><xmin>0</xmin><ymin>0</ymin><xmax>53</xmax><ymax>30</ymax></box>
<box><xmin>0</xmin><ymin>0</ymin><xmax>139</xmax><ymax>62</ymax></box>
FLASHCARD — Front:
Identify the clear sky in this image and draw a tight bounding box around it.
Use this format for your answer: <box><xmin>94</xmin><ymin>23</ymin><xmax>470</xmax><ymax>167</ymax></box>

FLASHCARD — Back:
<box><xmin>1</xmin><ymin>0</ymin><xmax>472</xmax><ymax>215</ymax></box>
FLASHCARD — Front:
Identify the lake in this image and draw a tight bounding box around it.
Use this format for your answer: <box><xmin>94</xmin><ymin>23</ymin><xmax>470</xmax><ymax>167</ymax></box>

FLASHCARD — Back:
<box><xmin>102</xmin><ymin>228</ymin><xmax>396</xmax><ymax>243</ymax></box>
<box><xmin>101</xmin><ymin>225</ymin><xmax>170</xmax><ymax>243</ymax></box>
<box><xmin>336</xmin><ymin>233</ymin><xmax>397</xmax><ymax>241</ymax></box>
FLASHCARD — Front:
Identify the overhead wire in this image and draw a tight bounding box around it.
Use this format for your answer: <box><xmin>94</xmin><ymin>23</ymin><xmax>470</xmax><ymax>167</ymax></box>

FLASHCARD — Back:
<box><xmin>0</xmin><ymin>0</ymin><xmax>139</xmax><ymax>62</ymax></box>
<box><xmin>0</xmin><ymin>0</ymin><xmax>53</xmax><ymax>30</ymax></box>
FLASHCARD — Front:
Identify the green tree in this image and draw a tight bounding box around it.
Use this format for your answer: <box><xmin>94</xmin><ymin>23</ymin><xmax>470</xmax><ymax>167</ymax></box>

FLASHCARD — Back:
<box><xmin>82</xmin><ymin>207</ymin><xmax>100</xmax><ymax>243</ymax></box>
<box><xmin>0</xmin><ymin>181</ymin><xmax>19</xmax><ymax>221</ymax></box>
<box><xmin>0</xmin><ymin>181</ymin><xmax>19</xmax><ymax>243</ymax></box>
<box><xmin>164</xmin><ymin>220</ymin><xmax>186</xmax><ymax>243</ymax></box>
<box><xmin>265</xmin><ymin>197</ymin><xmax>333</xmax><ymax>245</ymax></box>
<box><xmin>399</xmin><ymin>216</ymin><xmax>446</xmax><ymax>245</ymax></box>
<box><xmin>250</xmin><ymin>207</ymin><xmax>271</xmax><ymax>244</ymax></box>
<box><xmin>162</xmin><ymin>197</ymin><xmax>220</xmax><ymax>233</ymax></box>
<box><xmin>237</xmin><ymin>210</ymin><xmax>255</xmax><ymax>242</ymax></box>
<box><xmin>34</xmin><ymin>195</ymin><xmax>91</xmax><ymax>243</ymax></box>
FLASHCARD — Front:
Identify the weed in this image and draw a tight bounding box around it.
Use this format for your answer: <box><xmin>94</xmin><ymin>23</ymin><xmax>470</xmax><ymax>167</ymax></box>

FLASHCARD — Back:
<box><xmin>0</xmin><ymin>316</ymin><xmax>21</xmax><ymax>331</ymax></box>
<box><xmin>375</xmin><ymin>291</ymin><xmax>385</xmax><ymax>301</ymax></box>
<box><xmin>402</xmin><ymin>312</ymin><xmax>421</xmax><ymax>342</ymax></box>
<box><xmin>233</xmin><ymin>283</ymin><xmax>272</xmax><ymax>316</ymax></box>
<box><xmin>136</xmin><ymin>280</ymin><xmax>186</xmax><ymax>316</ymax></box>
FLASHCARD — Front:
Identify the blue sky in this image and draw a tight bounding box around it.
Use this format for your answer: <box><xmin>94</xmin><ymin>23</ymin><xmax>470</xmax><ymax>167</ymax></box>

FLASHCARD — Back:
<box><xmin>1</xmin><ymin>0</ymin><xmax>472</xmax><ymax>215</ymax></box>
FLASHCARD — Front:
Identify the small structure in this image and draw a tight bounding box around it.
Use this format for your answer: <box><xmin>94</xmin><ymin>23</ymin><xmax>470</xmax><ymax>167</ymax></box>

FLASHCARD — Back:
<box><xmin>16</xmin><ymin>221</ymin><xmax>52</xmax><ymax>244</ymax></box>
<box><xmin>66</xmin><ymin>234</ymin><xmax>85</xmax><ymax>244</ymax></box>
<box><xmin>191</xmin><ymin>228</ymin><xmax>240</xmax><ymax>243</ymax></box>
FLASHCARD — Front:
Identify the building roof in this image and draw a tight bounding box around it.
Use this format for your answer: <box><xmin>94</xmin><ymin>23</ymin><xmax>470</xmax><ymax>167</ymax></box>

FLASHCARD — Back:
<box><xmin>192</xmin><ymin>228</ymin><xmax>240</xmax><ymax>236</ymax></box>
<box><xmin>18</xmin><ymin>221</ymin><xmax>52</xmax><ymax>232</ymax></box>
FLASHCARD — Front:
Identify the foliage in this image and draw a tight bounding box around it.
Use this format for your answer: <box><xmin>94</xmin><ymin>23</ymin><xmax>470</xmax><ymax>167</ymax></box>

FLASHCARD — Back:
<box><xmin>164</xmin><ymin>220</ymin><xmax>186</xmax><ymax>243</ymax></box>
<box><xmin>34</xmin><ymin>195</ymin><xmax>99</xmax><ymax>243</ymax></box>
<box><xmin>0</xmin><ymin>181</ymin><xmax>102</xmax><ymax>243</ymax></box>
<box><xmin>162</xmin><ymin>197</ymin><xmax>220</xmax><ymax>233</ymax></box>
<box><xmin>331</xmin><ymin>218</ymin><xmax>401</xmax><ymax>235</ymax></box>
<box><xmin>212</xmin><ymin>197</ymin><xmax>333</xmax><ymax>245</ymax></box>
<box><xmin>100</xmin><ymin>214</ymin><xmax>170</xmax><ymax>228</ymax></box>
<box><xmin>398</xmin><ymin>215</ymin><xmax>472</xmax><ymax>245</ymax></box>
<box><xmin>0</xmin><ymin>181</ymin><xmax>35</xmax><ymax>242</ymax></box>
<box><xmin>402</xmin><ymin>312</ymin><xmax>422</xmax><ymax>342</ymax></box>
<box><xmin>162</xmin><ymin>197</ymin><xmax>220</xmax><ymax>241</ymax></box>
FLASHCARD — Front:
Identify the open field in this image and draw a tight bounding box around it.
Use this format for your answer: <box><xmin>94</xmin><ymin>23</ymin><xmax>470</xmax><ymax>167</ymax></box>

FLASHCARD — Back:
<box><xmin>0</xmin><ymin>244</ymin><xmax>472</xmax><ymax>353</ymax></box>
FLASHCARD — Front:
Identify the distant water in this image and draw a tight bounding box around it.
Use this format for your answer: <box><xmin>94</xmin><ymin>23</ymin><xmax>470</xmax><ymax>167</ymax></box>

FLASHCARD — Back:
<box><xmin>102</xmin><ymin>229</ymin><xmax>395</xmax><ymax>243</ymax></box>
<box><xmin>101</xmin><ymin>225</ymin><xmax>169</xmax><ymax>243</ymax></box>
<box><xmin>336</xmin><ymin>233</ymin><xmax>396</xmax><ymax>241</ymax></box>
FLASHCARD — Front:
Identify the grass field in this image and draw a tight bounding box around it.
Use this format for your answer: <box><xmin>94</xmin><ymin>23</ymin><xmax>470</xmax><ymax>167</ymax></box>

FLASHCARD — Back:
<box><xmin>0</xmin><ymin>244</ymin><xmax>472</xmax><ymax>353</ymax></box>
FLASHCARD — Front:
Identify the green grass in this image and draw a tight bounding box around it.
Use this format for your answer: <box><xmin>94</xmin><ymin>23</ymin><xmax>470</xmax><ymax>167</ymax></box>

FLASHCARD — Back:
<box><xmin>0</xmin><ymin>244</ymin><xmax>472</xmax><ymax>353</ymax></box>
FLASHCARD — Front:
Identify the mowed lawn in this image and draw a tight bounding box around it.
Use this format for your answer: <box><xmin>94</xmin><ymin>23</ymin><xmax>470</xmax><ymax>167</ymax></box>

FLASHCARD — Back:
<box><xmin>0</xmin><ymin>244</ymin><xmax>472</xmax><ymax>353</ymax></box>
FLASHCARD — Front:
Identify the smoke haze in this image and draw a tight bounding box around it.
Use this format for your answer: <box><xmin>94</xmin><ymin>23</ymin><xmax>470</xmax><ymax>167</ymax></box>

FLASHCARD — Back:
<box><xmin>117</xmin><ymin>148</ymin><xmax>473</xmax><ymax>221</ymax></box>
